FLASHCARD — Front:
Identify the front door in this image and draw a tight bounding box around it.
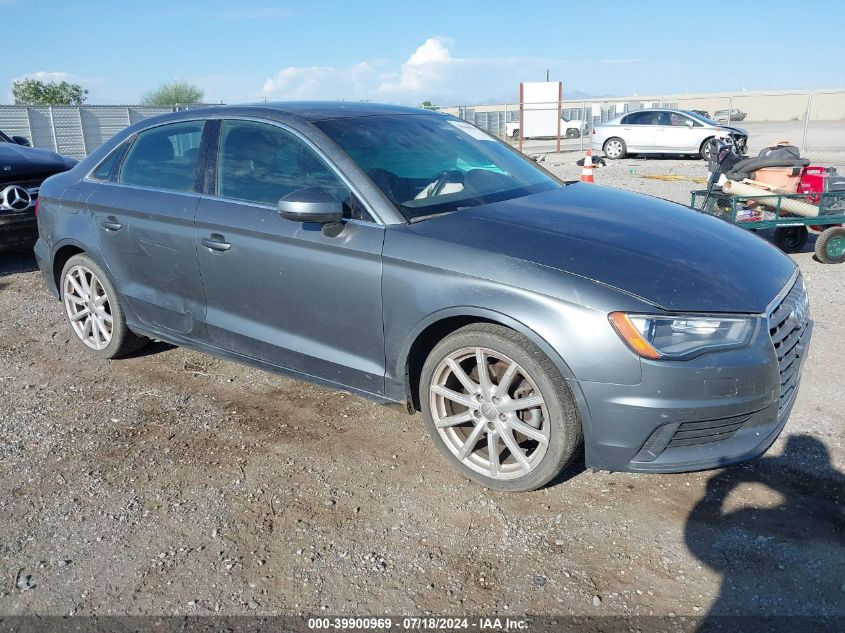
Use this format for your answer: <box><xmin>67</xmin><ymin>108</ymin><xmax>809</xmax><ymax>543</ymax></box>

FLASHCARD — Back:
<box><xmin>88</xmin><ymin>120</ymin><xmax>208</xmax><ymax>336</ymax></box>
<box><xmin>194</xmin><ymin>119</ymin><xmax>386</xmax><ymax>395</ymax></box>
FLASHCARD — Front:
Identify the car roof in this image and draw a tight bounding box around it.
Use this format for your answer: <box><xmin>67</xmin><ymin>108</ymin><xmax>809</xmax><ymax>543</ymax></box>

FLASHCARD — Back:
<box><xmin>180</xmin><ymin>101</ymin><xmax>438</xmax><ymax>121</ymax></box>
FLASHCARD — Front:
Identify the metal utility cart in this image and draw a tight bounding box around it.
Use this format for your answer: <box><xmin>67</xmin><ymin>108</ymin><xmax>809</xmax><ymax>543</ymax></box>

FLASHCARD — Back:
<box><xmin>691</xmin><ymin>189</ymin><xmax>845</xmax><ymax>264</ymax></box>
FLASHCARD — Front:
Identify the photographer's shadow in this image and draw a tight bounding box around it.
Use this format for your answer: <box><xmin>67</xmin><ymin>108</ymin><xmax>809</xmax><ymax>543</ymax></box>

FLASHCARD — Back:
<box><xmin>685</xmin><ymin>435</ymin><xmax>845</xmax><ymax>632</ymax></box>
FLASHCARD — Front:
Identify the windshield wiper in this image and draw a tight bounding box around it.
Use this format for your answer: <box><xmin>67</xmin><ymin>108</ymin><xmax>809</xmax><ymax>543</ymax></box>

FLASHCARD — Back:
<box><xmin>407</xmin><ymin>209</ymin><xmax>459</xmax><ymax>223</ymax></box>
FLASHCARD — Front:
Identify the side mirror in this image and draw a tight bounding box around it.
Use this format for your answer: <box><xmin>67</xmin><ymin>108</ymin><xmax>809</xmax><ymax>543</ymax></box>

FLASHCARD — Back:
<box><xmin>684</xmin><ymin>120</ymin><xmax>694</xmax><ymax>128</ymax></box>
<box><xmin>278</xmin><ymin>187</ymin><xmax>343</xmax><ymax>224</ymax></box>
<box><xmin>11</xmin><ymin>135</ymin><xmax>31</xmax><ymax>147</ymax></box>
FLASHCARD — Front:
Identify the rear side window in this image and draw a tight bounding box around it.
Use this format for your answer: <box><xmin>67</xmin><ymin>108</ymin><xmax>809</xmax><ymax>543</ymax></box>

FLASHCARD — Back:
<box><xmin>91</xmin><ymin>144</ymin><xmax>125</xmax><ymax>180</ymax></box>
<box><xmin>623</xmin><ymin>111</ymin><xmax>655</xmax><ymax>125</ymax></box>
<box><xmin>119</xmin><ymin>121</ymin><xmax>205</xmax><ymax>192</ymax></box>
<box><xmin>216</xmin><ymin>119</ymin><xmax>370</xmax><ymax>220</ymax></box>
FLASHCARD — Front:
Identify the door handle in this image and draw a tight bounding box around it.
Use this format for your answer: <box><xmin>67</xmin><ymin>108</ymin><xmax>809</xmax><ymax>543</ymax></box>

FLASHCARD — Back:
<box><xmin>201</xmin><ymin>235</ymin><xmax>231</xmax><ymax>252</ymax></box>
<box><xmin>100</xmin><ymin>217</ymin><xmax>123</xmax><ymax>231</ymax></box>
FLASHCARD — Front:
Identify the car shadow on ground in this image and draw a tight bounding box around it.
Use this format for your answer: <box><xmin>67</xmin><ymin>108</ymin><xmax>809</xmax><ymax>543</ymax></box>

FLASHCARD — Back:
<box><xmin>123</xmin><ymin>340</ymin><xmax>178</xmax><ymax>359</ymax></box>
<box><xmin>0</xmin><ymin>250</ymin><xmax>38</xmax><ymax>278</ymax></box>
<box><xmin>685</xmin><ymin>435</ymin><xmax>844</xmax><ymax>632</ymax></box>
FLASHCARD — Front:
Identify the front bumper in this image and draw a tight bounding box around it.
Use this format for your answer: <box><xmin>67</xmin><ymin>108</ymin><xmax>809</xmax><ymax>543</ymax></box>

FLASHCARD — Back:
<box><xmin>576</xmin><ymin>287</ymin><xmax>812</xmax><ymax>473</ymax></box>
<box><xmin>0</xmin><ymin>212</ymin><xmax>37</xmax><ymax>250</ymax></box>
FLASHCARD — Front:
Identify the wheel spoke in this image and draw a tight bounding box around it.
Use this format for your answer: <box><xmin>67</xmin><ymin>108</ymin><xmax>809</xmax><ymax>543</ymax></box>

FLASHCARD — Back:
<box><xmin>495</xmin><ymin>362</ymin><xmax>519</xmax><ymax>397</ymax></box>
<box><xmin>91</xmin><ymin>317</ymin><xmax>101</xmax><ymax>347</ymax></box>
<box><xmin>66</xmin><ymin>294</ymin><xmax>86</xmax><ymax>306</ymax></box>
<box><xmin>498</xmin><ymin>395</ymin><xmax>543</xmax><ymax>413</ymax></box>
<box><xmin>431</xmin><ymin>384</ymin><xmax>475</xmax><ymax>409</ymax></box>
<box><xmin>96</xmin><ymin>317</ymin><xmax>110</xmax><ymax>342</ymax></box>
<box><xmin>77</xmin><ymin>270</ymin><xmax>91</xmax><ymax>295</ymax></box>
<box><xmin>475</xmin><ymin>348</ymin><xmax>493</xmax><ymax>396</ymax></box>
<box><xmin>435</xmin><ymin>411</ymin><xmax>473</xmax><ymax>429</ymax></box>
<box><xmin>487</xmin><ymin>432</ymin><xmax>500</xmax><ymax>478</ymax></box>
<box><xmin>446</xmin><ymin>358</ymin><xmax>478</xmax><ymax>395</ymax></box>
<box><xmin>70</xmin><ymin>308</ymin><xmax>89</xmax><ymax>322</ymax></box>
<box><xmin>98</xmin><ymin>310</ymin><xmax>113</xmax><ymax>323</ymax></box>
<box><xmin>508</xmin><ymin>417</ymin><xmax>549</xmax><ymax>444</ymax></box>
<box><xmin>499</xmin><ymin>427</ymin><xmax>530</xmax><ymax>472</ymax></box>
<box><xmin>457</xmin><ymin>422</ymin><xmax>487</xmax><ymax>461</ymax></box>
<box><xmin>67</xmin><ymin>275</ymin><xmax>86</xmax><ymax>299</ymax></box>
<box><xmin>82</xmin><ymin>316</ymin><xmax>93</xmax><ymax>340</ymax></box>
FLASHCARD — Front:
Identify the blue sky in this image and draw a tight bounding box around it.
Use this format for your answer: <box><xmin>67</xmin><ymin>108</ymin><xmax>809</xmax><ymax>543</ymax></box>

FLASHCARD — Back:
<box><xmin>3</xmin><ymin>0</ymin><xmax>844</xmax><ymax>105</ymax></box>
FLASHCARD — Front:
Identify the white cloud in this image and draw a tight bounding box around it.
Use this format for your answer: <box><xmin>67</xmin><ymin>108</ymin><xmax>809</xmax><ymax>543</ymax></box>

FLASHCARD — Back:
<box><xmin>262</xmin><ymin>62</ymin><xmax>380</xmax><ymax>100</ymax></box>
<box><xmin>261</xmin><ymin>37</ymin><xmax>564</xmax><ymax>104</ymax></box>
<box><xmin>14</xmin><ymin>70</ymin><xmax>103</xmax><ymax>86</ymax></box>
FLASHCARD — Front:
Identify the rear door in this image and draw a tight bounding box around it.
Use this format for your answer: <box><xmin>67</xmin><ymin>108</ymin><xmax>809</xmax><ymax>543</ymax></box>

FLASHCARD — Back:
<box><xmin>87</xmin><ymin>120</ymin><xmax>209</xmax><ymax>337</ymax></box>
<box><xmin>620</xmin><ymin>111</ymin><xmax>656</xmax><ymax>151</ymax></box>
<box><xmin>194</xmin><ymin>118</ymin><xmax>386</xmax><ymax>394</ymax></box>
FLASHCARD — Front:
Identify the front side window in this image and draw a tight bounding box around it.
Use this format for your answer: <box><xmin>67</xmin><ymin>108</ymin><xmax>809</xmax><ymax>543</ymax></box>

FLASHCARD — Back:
<box><xmin>315</xmin><ymin>114</ymin><xmax>561</xmax><ymax>221</ymax></box>
<box><xmin>216</xmin><ymin>120</ymin><xmax>369</xmax><ymax>220</ymax></box>
<box><xmin>119</xmin><ymin>121</ymin><xmax>205</xmax><ymax>192</ymax></box>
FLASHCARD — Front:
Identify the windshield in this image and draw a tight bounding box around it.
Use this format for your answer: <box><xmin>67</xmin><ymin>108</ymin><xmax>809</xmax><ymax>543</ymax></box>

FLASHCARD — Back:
<box><xmin>684</xmin><ymin>111</ymin><xmax>719</xmax><ymax>126</ymax></box>
<box><xmin>314</xmin><ymin>114</ymin><xmax>562</xmax><ymax>221</ymax></box>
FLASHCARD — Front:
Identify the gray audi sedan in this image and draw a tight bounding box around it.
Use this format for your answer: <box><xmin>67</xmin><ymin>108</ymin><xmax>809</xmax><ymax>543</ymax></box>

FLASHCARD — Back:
<box><xmin>34</xmin><ymin>102</ymin><xmax>812</xmax><ymax>492</ymax></box>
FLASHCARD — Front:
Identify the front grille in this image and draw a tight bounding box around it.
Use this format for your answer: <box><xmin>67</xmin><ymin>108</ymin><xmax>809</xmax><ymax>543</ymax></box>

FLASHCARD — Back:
<box><xmin>666</xmin><ymin>415</ymin><xmax>749</xmax><ymax>448</ymax></box>
<box><xmin>768</xmin><ymin>276</ymin><xmax>810</xmax><ymax>413</ymax></box>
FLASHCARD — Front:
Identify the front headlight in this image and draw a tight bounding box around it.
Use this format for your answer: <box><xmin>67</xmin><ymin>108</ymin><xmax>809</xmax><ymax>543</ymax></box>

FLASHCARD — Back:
<box><xmin>609</xmin><ymin>312</ymin><xmax>755</xmax><ymax>360</ymax></box>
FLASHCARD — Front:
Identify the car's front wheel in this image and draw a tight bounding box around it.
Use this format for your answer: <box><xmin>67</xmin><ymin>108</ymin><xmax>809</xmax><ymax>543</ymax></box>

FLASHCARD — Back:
<box><xmin>420</xmin><ymin>324</ymin><xmax>582</xmax><ymax>492</ymax></box>
<box><xmin>60</xmin><ymin>254</ymin><xmax>148</xmax><ymax>359</ymax></box>
<box><xmin>603</xmin><ymin>137</ymin><xmax>626</xmax><ymax>159</ymax></box>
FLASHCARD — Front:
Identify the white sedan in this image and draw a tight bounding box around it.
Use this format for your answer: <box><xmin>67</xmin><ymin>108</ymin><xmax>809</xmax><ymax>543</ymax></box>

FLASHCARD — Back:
<box><xmin>590</xmin><ymin>109</ymin><xmax>748</xmax><ymax>160</ymax></box>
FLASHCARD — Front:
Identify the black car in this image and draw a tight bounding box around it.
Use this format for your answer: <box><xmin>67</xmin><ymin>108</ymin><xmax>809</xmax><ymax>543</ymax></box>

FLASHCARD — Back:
<box><xmin>0</xmin><ymin>130</ymin><xmax>77</xmax><ymax>250</ymax></box>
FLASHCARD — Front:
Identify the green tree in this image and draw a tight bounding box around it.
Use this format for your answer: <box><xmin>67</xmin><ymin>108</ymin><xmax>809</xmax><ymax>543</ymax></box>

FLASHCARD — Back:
<box><xmin>12</xmin><ymin>78</ymin><xmax>88</xmax><ymax>105</ymax></box>
<box><xmin>142</xmin><ymin>80</ymin><xmax>204</xmax><ymax>107</ymax></box>
<box><xmin>422</xmin><ymin>100</ymin><xmax>434</xmax><ymax>108</ymax></box>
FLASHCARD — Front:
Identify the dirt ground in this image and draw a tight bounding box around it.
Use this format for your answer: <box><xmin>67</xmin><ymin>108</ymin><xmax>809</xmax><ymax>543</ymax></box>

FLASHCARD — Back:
<box><xmin>1</xmin><ymin>156</ymin><xmax>843</xmax><ymax>626</ymax></box>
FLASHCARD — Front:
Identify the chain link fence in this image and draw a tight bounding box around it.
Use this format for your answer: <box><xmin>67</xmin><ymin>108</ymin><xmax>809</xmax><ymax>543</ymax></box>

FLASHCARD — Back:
<box><xmin>438</xmin><ymin>90</ymin><xmax>845</xmax><ymax>156</ymax></box>
<box><xmin>0</xmin><ymin>104</ymin><xmax>213</xmax><ymax>159</ymax></box>
<box><xmin>2</xmin><ymin>92</ymin><xmax>843</xmax><ymax>160</ymax></box>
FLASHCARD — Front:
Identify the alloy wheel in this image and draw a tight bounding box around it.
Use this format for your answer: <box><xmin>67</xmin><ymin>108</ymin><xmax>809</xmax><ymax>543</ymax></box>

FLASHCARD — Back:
<box><xmin>605</xmin><ymin>140</ymin><xmax>623</xmax><ymax>159</ymax></box>
<box><xmin>63</xmin><ymin>265</ymin><xmax>113</xmax><ymax>351</ymax></box>
<box><xmin>429</xmin><ymin>347</ymin><xmax>550</xmax><ymax>481</ymax></box>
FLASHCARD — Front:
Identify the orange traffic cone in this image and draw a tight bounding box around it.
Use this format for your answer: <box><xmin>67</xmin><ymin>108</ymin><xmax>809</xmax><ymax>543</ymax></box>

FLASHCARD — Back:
<box><xmin>581</xmin><ymin>149</ymin><xmax>595</xmax><ymax>183</ymax></box>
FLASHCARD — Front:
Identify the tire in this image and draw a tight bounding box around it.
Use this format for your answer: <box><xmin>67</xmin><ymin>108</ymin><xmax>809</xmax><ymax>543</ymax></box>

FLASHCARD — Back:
<box><xmin>814</xmin><ymin>226</ymin><xmax>845</xmax><ymax>264</ymax></box>
<box><xmin>773</xmin><ymin>226</ymin><xmax>809</xmax><ymax>253</ymax></box>
<box><xmin>511</xmin><ymin>129</ymin><xmax>519</xmax><ymax>140</ymax></box>
<box><xmin>60</xmin><ymin>253</ymin><xmax>148</xmax><ymax>359</ymax></box>
<box><xmin>700</xmin><ymin>137</ymin><xmax>716</xmax><ymax>161</ymax></box>
<box><xmin>603</xmin><ymin>137</ymin><xmax>626</xmax><ymax>160</ymax></box>
<box><xmin>419</xmin><ymin>323</ymin><xmax>582</xmax><ymax>492</ymax></box>
<box><xmin>565</xmin><ymin>129</ymin><xmax>580</xmax><ymax>139</ymax></box>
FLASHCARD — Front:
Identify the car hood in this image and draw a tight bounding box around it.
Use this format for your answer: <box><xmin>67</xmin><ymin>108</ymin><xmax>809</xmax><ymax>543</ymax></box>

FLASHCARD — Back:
<box><xmin>0</xmin><ymin>143</ymin><xmax>75</xmax><ymax>178</ymax></box>
<box><xmin>720</xmin><ymin>125</ymin><xmax>748</xmax><ymax>136</ymax></box>
<box><xmin>407</xmin><ymin>183</ymin><xmax>796</xmax><ymax>313</ymax></box>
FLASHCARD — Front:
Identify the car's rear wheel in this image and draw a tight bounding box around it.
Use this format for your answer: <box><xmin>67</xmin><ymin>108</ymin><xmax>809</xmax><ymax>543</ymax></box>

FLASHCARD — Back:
<box><xmin>60</xmin><ymin>254</ymin><xmax>148</xmax><ymax>359</ymax></box>
<box><xmin>420</xmin><ymin>324</ymin><xmax>582</xmax><ymax>492</ymax></box>
<box><xmin>603</xmin><ymin>137</ymin><xmax>626</xmax><ymax>159</ymax></box>
<box><xmin>565</xmin><ymin>129</ymin><xmax>580</xmax><ymax>139</ymax></box>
